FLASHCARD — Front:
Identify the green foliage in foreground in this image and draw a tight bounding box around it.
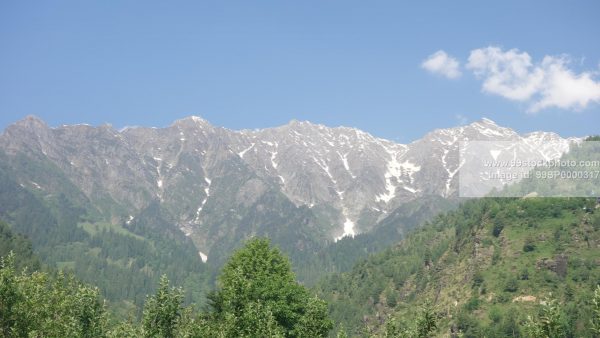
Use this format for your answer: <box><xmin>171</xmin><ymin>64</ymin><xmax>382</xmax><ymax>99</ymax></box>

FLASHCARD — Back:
<box><xmin>523</xmin><ymin>298</ymin><xmax>567</xmax><ymax>338</ymax></box>
<box><xmin>0</xmin><ymin>252</ymin><xmax>108</xmax><ymax>337</ymax></box>
<box><xmin>0</xmin><ymin>238</ymin><xmax>332</xmax><ymax>337</ymax></box>
<box><xmin>202</xmin><ymin>238</ymin><xmax>333</xmax><ymax>337</ymax></box>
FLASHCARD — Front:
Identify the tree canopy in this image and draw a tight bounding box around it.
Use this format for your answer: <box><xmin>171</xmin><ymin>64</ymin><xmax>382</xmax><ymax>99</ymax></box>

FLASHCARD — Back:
<box><xmin>206</xmin><ymin>238</ymin><xmax>333</xmax><ymax>337</ymax></box>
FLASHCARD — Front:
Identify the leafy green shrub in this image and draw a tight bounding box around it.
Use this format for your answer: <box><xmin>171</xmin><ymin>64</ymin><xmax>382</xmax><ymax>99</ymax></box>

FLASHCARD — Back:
<box><xmin>520</xmin><ymin>268</ymin><xmax>530</xmax><ymax>280</ymax></box>
<box><xmin>492</xmin><ymin>219</ymin><xmax>504</xmax><ymax>237</ymax></box>
<box><xmin>496</xmin><ymin>293</ymin><xmax>511</xmax><ymax>303</ymax></box>
<box><xmin>464</xmin><ymin>296</ymin><xmax>480</xmax><ymax>311</ymax></box>
<box><xmin>472</xmin><ymin>271</ymin><xmax>484</xmax><ymax>289</ymax></box>
<box><xmin>455</xmin><ymin>310</ymin><xmax>483</xmax><ymax>338</ymax></box>
<box><xmin>523</xmin><ymin>238</ymin><xmax>536</xmax><ymax>252</ymax></box>
<box><xmin>384</xmin><ymin>289</ymin><xmax>397</xmax><ymax>308</ymax></box>
<box><xmin>492</xmin><ymin>245</ymin><xmax>502</xmax><ymax>265</ymax></box>
<box><xmin>504</xmin><ymin>278</ymin><xmax>519</xmax><ymax>293</ymax></box>
<box><xmin>488</xmin><ymin>306</ymin><xmax>502</xmax><ymax>324</ymax></box>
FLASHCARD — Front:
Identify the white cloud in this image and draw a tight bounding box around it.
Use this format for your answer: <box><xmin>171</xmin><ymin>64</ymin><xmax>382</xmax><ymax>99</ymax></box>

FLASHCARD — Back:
<box><xmin>421</xmin><ymin>50</ymin><xmax>462</xmax><ymax>79</ymax></box>
<box><xmin>467</xmin><ymin>47</ymin><xmax>543</xmax><ymax>101</ymax></box>
<box><xmin>529</xmin><ymin>56</ymin><xmax>600</xmax><ymax>112</ymax></box>
<box><xmin>466</xmin><ymin>46</ymin><xmax>600</xmax><ymax>113</ymax></box>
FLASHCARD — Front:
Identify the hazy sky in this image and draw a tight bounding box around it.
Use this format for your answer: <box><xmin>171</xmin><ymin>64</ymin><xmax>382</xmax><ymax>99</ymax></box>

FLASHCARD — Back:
<box><xmin>1</xmin><ymin>1</ymin><xmax>599</xmax><ymax>143</ymax></box>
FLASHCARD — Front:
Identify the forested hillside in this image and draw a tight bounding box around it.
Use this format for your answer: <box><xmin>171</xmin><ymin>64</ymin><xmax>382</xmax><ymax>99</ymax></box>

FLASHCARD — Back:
<box><xmin>318</xmin><ymin>197</ymin><xmax>600</xmax><ymax>337</ymax></box>
<box><xmin>294</xmin><ymin>196</ymin><xmax>456</xmax><ymax>285</ymax></box>
<box><xmin>0</xmin><ymin>151</ymin><xmax>211</xmax><ymax>314</ymax></box>
<box><xmin>0</xmin><ymin>220</ymin><xmax>40</xmax><ymax>273</ymax></box>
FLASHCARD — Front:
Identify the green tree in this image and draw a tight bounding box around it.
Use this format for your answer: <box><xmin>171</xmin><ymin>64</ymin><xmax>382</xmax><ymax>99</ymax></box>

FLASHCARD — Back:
<box><xmin>0</xmin><ymin>221</ymin><xmax>40</xmax><ymax>272</ymax></box>
<box><xmin>504</xmin><ymin>278</ymin><xmax>519</xmax><ymax>293</ymax></box>
<box><xmin>0</xmin><ymin>253</ymin><xmax>22</xmax><ymax>337</ymax></box>
<box><xmin>415</xmin><ymin>303</ymin><xmax>437</xmax><ymax>338</ymax></box>
<box><xmin>382</xmin><ymin>303</ymin><xmax>437</xmax><ymax>338</ymax></box>
<box><xmin>591</xmin><ymin>285</ymin><xmax>600</xmax><ymax>336</ymax></box>
<box><xmin>208</xmin><ymin>238</ymin><xmax>332</xmax><ymax>337</ymax></box>
<box><xmin>293</xmin><ymin>296</ymin><xmax>331</xmax><ymax>337</ymax></box>
<box><xmin>0</xmin><ymin>252</ymin><xmax>108</xmax><ymax>337</ymax></box>
<box><xmin>142</xmin><ymin>274</ymin><xmax>184</xmax><ymax>338</ymax></box>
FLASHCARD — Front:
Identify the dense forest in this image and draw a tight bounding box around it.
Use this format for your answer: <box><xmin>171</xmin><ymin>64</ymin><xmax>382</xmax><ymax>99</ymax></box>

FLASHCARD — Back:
<box><xmin>0</xmin><ymin>153</ymin><xmax>211</xmax><ymax>315</ymax></box>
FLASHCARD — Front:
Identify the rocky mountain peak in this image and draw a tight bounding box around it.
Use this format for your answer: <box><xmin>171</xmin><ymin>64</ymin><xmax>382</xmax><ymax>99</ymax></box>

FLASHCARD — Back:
<box><xmin>0</xmin><ymin>115</ymin><xmax>54</xmax><ymax>156</ymax></box>
<box><xmin>6</xmin><ymin>115</ymin><xmax>49</xmax><ymax>132</ymax></box>
<box><xmin>174</xmin><ymin>115</ymin><xmax>209</xmax><ymax>124</ymax></box>
<box><xmin>171</xmin><ymin>115</ymin><xmax>212</xmax><ymax>130</ymax></box>
<box><xmin>286</xmin><ymin>119</ymin><xmax>311</xmax><ymax>127</ymax></box>
<box><xmin>0</xmin><ymin>116</ymin><xmax>581</xmax><ymax>243</ymax></box>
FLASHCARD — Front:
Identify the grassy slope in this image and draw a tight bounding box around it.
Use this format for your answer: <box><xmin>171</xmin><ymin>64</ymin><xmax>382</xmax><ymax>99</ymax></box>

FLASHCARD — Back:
<box><xmin>319</xmin><ymin>197</ymin><xmax>600</xmax><ymax>337</ymax></box>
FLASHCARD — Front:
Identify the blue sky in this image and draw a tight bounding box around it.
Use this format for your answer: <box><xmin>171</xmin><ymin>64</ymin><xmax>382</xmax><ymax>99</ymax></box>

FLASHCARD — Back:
<box><xmin>1</xmin><ymin>1</ymin><xmax>599</xmax><ymax>143</ymax></box>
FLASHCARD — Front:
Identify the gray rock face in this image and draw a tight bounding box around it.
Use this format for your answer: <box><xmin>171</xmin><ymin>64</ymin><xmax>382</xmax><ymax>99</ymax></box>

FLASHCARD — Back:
<box><xmin>0</xmin><ymin>115</ymin><xmax>580</xmax><ymax>254</ymax></box>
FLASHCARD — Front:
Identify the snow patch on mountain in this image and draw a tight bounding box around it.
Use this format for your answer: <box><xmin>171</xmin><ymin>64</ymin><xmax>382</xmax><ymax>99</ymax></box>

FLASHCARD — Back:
<box><xmin>314</xmin><ymin>157</ymin><xmax>336</xmax><ymax>184</ymax></box>
<box><xmin>271</xmin><ymin>151</ymin><xmax>278</xmax><ymax>169</ymax></box>
<box><xmin>335</xmin><ymin>213</ymin><xmax>356</xmax><ymax>242</ymax></box>
<box><xmin>377</xmin><ymin>150</ymin><xmax>421</xmax><ymax>203</ymax></box>
<box><xmin>238</xmin><ymin>143</ymin><xmax>255</xmax><ymax>158</ymax></box>
<box><xmin>194</xmin><ymin>177</ymin><xmax>212</xmax><ymax>223</ymax></box>
<box><xmin>338</xmin><ymin>151</ymin><xmax>356</xmax><ymax>178</ymax></box>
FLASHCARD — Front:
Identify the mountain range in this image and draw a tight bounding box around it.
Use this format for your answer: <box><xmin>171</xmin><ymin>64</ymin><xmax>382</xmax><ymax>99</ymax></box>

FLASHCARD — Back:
<box><xmin>0</xmin><ymin>116</ymin><xmax>581</xmax><ymax>264</ymax></box>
